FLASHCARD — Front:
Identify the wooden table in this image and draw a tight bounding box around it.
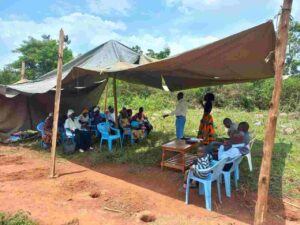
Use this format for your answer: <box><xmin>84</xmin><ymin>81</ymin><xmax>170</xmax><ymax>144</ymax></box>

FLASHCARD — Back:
<box><xmin>161</xmin><ymin>140</ymin><xmax>199</xmax><ymax>173</ymax></box>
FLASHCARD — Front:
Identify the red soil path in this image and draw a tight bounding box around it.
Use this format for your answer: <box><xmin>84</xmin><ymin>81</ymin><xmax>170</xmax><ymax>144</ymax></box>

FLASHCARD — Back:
<box><xmin>0</xmin><ymin>145</ymin><xmax>299</xmax><ymax>225</ymax></box>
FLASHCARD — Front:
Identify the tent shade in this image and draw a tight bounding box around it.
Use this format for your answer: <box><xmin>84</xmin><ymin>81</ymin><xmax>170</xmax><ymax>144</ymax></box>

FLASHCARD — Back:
<box><xmin>109</xmin><ymin>21</ymin><xmax>276</xmax><ymax>91</ymax></box>
<box><xmin>0</xmin><ymin>21</ymin><xmax>276</xmax><ymax>140</ymax></box>
<box><xmin>0</xmin><ymin>40</ymin><xmax>155</xmax><ymax>141</ymax></box>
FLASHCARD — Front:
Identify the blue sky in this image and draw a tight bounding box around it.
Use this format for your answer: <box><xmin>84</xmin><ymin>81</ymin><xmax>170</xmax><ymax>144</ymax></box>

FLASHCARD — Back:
<box><xmin>0</xmin><ymin>0</ymin><xmax>299</xmax><ymax>68</ymax></box>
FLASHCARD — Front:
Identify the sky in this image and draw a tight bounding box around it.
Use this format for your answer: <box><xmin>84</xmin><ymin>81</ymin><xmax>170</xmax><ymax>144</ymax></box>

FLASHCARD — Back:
<box><xmin>0</xmin><ymin>0</ymin><xmax>299</xmax><ymax>68</ymax></box>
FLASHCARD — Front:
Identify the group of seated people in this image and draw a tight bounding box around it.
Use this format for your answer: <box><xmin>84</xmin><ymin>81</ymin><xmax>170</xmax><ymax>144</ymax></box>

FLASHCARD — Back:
<box><xmin>42</xmin><ymin>105</ymin><xmax>153</xmax><ymax>152</ymax></box>
<box><xmin>119</xmin><ymin>106</ymin><xmax>153</xmax><ymax>142</ymax></box>
<box><xmin>183</xmin><ymin>118</ymin><xmax>250</xmax><ymax>188</ymax></box>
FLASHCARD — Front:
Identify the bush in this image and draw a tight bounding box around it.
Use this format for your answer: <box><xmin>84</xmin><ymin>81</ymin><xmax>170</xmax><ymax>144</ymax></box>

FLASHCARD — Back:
<box><xmin>100</xmin><ymin>77</ymin><xmax>300</xmax><ymax>113</ymax></box>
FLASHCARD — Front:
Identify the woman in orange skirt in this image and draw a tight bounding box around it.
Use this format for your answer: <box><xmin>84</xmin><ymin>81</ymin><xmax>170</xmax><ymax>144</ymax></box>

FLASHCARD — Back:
<box><xmin>198</xmin><ymin>93</ymin><xmax>216</xmax><ymax>145</ymax></box>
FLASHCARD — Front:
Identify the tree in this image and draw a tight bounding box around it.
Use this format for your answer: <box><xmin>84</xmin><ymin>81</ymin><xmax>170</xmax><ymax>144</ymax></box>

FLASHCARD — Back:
<box><xmin>146</xmin><ymin>47</ymin><xmax>170</xmax><ymax>59</ymax></box>
<box><xmin>285</xmin><ymin>19</ymin><xmax>300</xmax><ymax>75</ymax></box>
<box><xmin>131</xmin><ymin>45</ymin><xmax>143</xmax><ymax>54</ymax></box>
<box><xmin>132</xmin><ymin>45</ymin><xmax>171</xmax><ymax>59</ymax></box>
<box><xmin>11</xmin><ymin>35</ymin><xmax>73</xmax><ymax>80</ymax></box>
<box><xmin>0</xmin><ymin>66</ymin><xmax>19</xmax><ymax>85</ymax></box>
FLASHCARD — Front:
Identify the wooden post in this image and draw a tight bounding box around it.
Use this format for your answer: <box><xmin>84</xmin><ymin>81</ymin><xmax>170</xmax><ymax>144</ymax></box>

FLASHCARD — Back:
<box><xmin>104</xmin><ymin>78</ymin><xmax>109</xmax><ymax>111</ymax></box>
<box><xmin>49</xmin><ymin>29</ymin><xmax>65</xmax><ymax>178</ymax></box>
<box><xmin>113</xmin><ymin>77</ymin><xmax>118</xmax><ymax>127</ymax></box>
<box><xmin>20</xmin><ymin>61</ymin><xmax>25</xmax><ymax>80</ymax></box>
<box><xmin>254</xmin><ymin>0</ymin><xmax>293</xmax><ymax>224</ymax></box>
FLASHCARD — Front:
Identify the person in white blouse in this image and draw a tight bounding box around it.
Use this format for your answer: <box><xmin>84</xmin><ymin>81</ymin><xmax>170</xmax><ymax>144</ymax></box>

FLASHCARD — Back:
<box><xmin>64</xmin><ymin>109</ymin><xmax>92</xmax><ymax>153</ymax></box>
<box><xmin>163</xmin><ymin>92</ymin><xmax>188</xmax><ymax>139</ymax></box>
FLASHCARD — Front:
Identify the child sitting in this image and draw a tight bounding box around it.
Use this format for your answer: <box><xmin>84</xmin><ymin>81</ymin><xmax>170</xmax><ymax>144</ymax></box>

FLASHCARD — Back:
<box><xmin>183</xmin><ymin>151</ymin><xmax>213</xmax><ymax>189</ymax></box>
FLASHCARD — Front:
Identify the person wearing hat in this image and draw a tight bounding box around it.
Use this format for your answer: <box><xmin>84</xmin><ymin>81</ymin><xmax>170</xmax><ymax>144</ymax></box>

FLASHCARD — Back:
<box><xmin>91</xmin><ymin>106</ymin><xmax>106</xmax><ymax>126</ymax></box>
<box><xmin>64</xmin><ymin>109</ymin><xmax>92</xmax><ymax>153</ymax></box>
<box><xmin>79</xmin><ymin>108</ymin><xmax>90</xmax><ymax>129</ymax></box>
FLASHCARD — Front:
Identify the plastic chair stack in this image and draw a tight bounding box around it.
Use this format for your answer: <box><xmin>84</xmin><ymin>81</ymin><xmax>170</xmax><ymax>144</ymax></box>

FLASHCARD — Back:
<box><xmin>185</xmin><ymin>157</ymin><xmax>228</xmax><ymax>211</ymax></box>
<box><xmin>97</xmin><ymin>122</ymin><xmax>122</xmax><ymax>152</ymax></box>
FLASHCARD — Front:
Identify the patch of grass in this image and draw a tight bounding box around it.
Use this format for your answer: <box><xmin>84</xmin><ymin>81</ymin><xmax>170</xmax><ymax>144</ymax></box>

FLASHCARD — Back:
<box><xmin>33</xmin><ymin>108</ymin><xmax>300</xmax><ymax>199</ymax></box>
<box><xmin>0</xmin><ymin>211</ymin><xmax>37</xmax><ymax>225</ymax></box>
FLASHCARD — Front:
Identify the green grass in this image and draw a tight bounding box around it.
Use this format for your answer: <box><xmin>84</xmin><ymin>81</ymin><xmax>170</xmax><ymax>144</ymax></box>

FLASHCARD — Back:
<box><xmin>29</xmin><ymin>108</ymin><xmax>300</xmax><ymax>199</ymax></box>
<box><xmin>0</xmin><ymin>211</ymin><xmax>36</xmax><ymax>225</ymax></box>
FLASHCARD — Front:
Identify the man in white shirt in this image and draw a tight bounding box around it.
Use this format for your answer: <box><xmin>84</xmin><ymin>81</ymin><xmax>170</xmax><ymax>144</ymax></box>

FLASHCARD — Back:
<box><xmin>163</xmin><ymin>92</ymin><xmax>188</xmax><ymax>139</ymax></box>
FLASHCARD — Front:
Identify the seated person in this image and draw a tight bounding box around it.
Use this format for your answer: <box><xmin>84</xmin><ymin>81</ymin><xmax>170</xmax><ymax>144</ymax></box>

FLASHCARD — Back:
<box><xmin>127</xmin><ymin>109</ymin><xmax>133</xmax><ymax>120</ymax></box>
<box><xmin>239</xmin><ymin>121</ymin><xmax>250</xmax><ymax>145</ymax></box>
<box><xmin>119</xmin><ymin>107</ymin><xmax>130</xmax><ymax>128</ymax></box>
<box><xmin>218</xmin><ymin>122</ymin><xmax>250</xmax><ymax>160</ymax></box>
<box><xmin>132</xmin><ymin>107</ymin><xmax>153</xmax><ymax>135</ymax></box>
<box><xmin>106</xmin><ymin>106</ymin><xmax>116</xmax><ymax>126</ymax></box>
<box><xmin>206</xmin><ymin>121</ymin><xmax>250</xmax><ymax>159</ymax></box>
<box><xmin>78</xmin><ymin>108</ymin><xmax>89</xmax><ymax>129</ymax></box>
<box><xmin>91</xmin><ymin>106</ymin><xmax>106</xmax><ymax>125</ymax></box>
<box><xmin>223</xmin><ymin>118</ymin><xmax>238</xmax><ymax>137</ymax></box>
<box><xmin>183</xmin><ymin>151</ymin><xmax>213</xmax><ymax>189</ymax></box>
<box><xmin>64</xmin><ymin>109</ymin><xmax>92</xmax><ymax>153</ymax></box>
<box><xmin>42</xmin><ymin>113</ymin><xmax>53</xmax><ymax>146</ymax></box>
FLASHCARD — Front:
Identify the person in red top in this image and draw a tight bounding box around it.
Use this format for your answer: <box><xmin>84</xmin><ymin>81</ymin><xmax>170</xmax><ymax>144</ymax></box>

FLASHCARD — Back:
<box><xmin>132</xmin><ymin>107</ymin><xmax>153</xmax><ymax>135</ymax></box>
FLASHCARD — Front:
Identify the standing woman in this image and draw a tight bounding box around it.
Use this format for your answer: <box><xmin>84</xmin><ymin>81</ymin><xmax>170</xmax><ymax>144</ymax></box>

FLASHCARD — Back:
<box><xmin>198</xmin><ymin>93</ymin><xmax>216</xmax><ymax>145</ymax></box>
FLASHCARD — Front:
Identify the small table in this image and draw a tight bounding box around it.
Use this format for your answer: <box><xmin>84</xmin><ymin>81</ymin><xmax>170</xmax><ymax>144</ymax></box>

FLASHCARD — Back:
<box><xmin>161</xmin><ymin>140</ymin><xmax>199</xmax><ymax>173</ymax></box>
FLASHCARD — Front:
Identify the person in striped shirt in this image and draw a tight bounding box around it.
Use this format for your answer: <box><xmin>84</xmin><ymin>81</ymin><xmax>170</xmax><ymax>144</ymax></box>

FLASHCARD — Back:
<box><xmin>183</xmin><ymin>151</ymin><xmax>213</xmax><ymax>189</ymax></box>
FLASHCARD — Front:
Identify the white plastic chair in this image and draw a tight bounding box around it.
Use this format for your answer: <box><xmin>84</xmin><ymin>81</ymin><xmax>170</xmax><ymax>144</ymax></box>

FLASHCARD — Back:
<box><xmin>245</xmin><ymin>135</ymin><xmax>256</xmax><ymax>172</ymax></box>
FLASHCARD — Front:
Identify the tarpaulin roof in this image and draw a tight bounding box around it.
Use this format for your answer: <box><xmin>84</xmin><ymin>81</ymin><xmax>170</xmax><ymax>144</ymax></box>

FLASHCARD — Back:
<box><xmin>0</xmin><ymin>40</ymin><xmax>155</xmax><ymax>141</ymax></box>
<box><xmin>0</xmin><ymin>40</ymin><xmax>156</xmax><ymax>98</ymax></box>
<box><xmin>109</xmin><ymin>20</ymin><xmax>276</xmax><ymax>91</ymax></box>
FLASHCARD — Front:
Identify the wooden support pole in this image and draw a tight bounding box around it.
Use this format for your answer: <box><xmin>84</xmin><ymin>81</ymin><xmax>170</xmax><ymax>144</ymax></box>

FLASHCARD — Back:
<box><xmin>104</xmin><ymin>78</ymin><xmax>109</xmax><ymax>111</ymax></box>
<box><xmin>49</xmin><ymin>29</ymin><xmax>65</xmax><ymax>178</ymax></box>
<box><xmin>254</xmin><ymin>0</ymin><xmax>293</xmax><ymax>224</ymax></box>
<box><xmin>20</xmin><ymin>61</ymin><xmax>25</xmax><ymax>80</ymax></box>
<box><xmin>113</xmin><ymin>77</ymin><xmax>118</xmax><ymax>127</ymax></box>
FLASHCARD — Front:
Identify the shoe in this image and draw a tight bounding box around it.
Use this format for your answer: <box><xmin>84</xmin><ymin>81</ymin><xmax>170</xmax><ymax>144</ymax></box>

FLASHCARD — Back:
<box><xmin>79</xmin><ymin>149</ymin><xmax>85</xmax><ymax>153</ymax></box>
<box><xmin>89</xmin><ymin>146</ymin><xmax>94</xmax><ymax>150</ymax></box>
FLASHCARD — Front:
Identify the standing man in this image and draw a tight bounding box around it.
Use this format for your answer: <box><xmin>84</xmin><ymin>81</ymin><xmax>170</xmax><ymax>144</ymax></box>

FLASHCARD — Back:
<box><xmin>163</xmin><ymin>92</ymin><xmax>188</xmax><ymax>139</ymax></box>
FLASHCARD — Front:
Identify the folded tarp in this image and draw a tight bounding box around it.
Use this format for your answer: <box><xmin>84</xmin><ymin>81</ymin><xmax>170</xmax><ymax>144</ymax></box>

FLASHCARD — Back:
<box><xmin>109</xmin><ymin>21</ymin><xmax>276</xmax><ymax>91</ymax></box>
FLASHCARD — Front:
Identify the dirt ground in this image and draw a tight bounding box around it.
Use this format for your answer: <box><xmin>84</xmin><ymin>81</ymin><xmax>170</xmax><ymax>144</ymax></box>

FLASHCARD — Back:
<box><xmin>0</xmin><ymin>145</ymin><xmax>299</xmax><ymax>225</ymax></box>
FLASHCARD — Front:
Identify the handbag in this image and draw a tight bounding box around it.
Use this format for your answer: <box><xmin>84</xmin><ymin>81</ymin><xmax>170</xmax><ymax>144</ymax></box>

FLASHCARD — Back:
<box><xmin>63</xmin><ymin>138</ymin><xmax>76</xmax><ymax>154</ymax></box>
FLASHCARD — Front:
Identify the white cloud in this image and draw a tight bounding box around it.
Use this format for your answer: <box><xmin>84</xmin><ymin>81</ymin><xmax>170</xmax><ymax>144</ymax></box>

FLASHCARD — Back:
<box><xmin>119</xmin><ymin>33</ymin><xmax>218</xmax><ymax>55</ymax></box>
<box><xmin>86</xmin><ymin>0</ymin><xmax>132</xmax><ymax>15</ymax></box>
<box><xmin>0</xmin><ymin>12</ymin><xmax>219</xmax><ymax>68</ymax></box>
<box><xmin>0</xmin><ymin>13</ymin><xmax>127</xmax><ymax>67</ymax></box>
<box><xmin>165</xmin><ymin>0</ymin><xmax>239</xmax><ymax>13</ymax></box>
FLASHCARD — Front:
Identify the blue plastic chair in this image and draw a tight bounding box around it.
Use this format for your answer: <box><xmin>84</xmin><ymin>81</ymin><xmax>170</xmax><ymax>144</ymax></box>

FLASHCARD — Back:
<box><xmin>97</xmin><ymin>122</ymin><xmax>122</xmax><ymax>152</ymax></box>
<box><xmin>119</xmin><ymin>118</ymin><xmax>134</xmax><ymax>144</ymax></box>
<box><xmin>185</xmin><ymin>157</ymin><xmax>228</xmax><ymax>211</ymax></box>
<box><xmin>222</xmin><ymin>156</ymin><xmax>243</xmax><ymax>198</ymax></box>
<box><xmin>36</xmin><ymin>122</ymin><xmax>48</xmax><ymax>148</ymax></box>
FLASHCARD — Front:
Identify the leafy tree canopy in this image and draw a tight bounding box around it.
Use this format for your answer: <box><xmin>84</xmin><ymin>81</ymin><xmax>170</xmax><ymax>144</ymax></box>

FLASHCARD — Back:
<box><xmin>132</xmin><ymin>45</ymin><xmax>171</xmax><ymax>59</ymax></box>
<box><xmin>10</xmin><ymin>35</ymin><xmax>73</xmax><ymax>80</ymax></box>
<box><xmin>285</xmin><ymin>19</ymin><xmax>300</xmax><ymax>75</ymax></box>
